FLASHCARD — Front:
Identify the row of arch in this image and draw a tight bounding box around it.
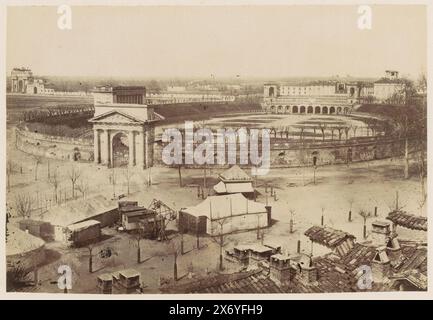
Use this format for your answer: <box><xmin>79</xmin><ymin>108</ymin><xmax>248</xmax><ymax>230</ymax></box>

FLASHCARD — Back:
<box><xmin>268</xmin><ymin>105</ymin><xmax>350</xmax><ymax>115</ymax></box>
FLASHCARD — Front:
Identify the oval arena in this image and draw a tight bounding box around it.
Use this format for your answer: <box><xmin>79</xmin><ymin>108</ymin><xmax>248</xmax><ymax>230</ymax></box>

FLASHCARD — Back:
<box><xmin>14</xmin><ymin>85</ymin><xmax>409</xmax><ymax>169</ymax></box>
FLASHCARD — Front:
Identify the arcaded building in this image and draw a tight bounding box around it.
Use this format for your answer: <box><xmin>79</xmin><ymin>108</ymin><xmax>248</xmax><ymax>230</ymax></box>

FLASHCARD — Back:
<box><xmin>262</xmin><ymin>70</ymin><xmax>406</xmax><ymax>114</ymax></box>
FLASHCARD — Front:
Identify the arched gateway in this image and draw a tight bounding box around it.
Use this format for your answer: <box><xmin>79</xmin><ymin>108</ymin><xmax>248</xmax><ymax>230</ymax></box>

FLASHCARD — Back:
<box><xmin>89</xmin><ymin>86</ymin><xmax>163</xmax><ymax>168</ymax></box>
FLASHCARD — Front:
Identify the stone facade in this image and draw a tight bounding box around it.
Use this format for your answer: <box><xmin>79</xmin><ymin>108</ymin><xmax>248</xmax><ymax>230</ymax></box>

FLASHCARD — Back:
<box><xmin>89</xmin><ymin>86</ymin><xmax>160</xmax><ymax>168</ymax></box>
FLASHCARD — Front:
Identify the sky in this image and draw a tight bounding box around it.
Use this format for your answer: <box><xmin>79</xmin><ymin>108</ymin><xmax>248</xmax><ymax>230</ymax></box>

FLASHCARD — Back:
<box><xmin>6</xmin><ymin>5</ymin><xmax>427</xmax><ymax>79</ymax></box>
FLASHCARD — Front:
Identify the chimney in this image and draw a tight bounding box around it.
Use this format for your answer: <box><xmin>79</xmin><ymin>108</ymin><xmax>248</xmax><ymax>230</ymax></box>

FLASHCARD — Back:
<box><xmin>385</xmin><ymin>236</ymin><xmax>402</xmax><ymax>261</ymax></box>
<box><xmin>300</xmin><ymin>257</ymin><xmax>318</xmax><ymax>284</ymax></box>
<box><xmin>371</xmin><ymin>246</ymin><xmax>391</xmax><ymax>283</ymax></box>
<box><xmin>269</xmin><ymin>254</ymin><xmax>292</xmax><ymax>286</ymax></box>
<box><xmin>292</xmin><ymin>253</ymin><xmax>318</xmax><ymax>284</ymax></box>
<box><xmin>371</xmin><ymin>220</ymin><xmax>391</xmax><ymax>246</ymax></box>
<box><xmin>265</xmin><ymin>206</ymin><xmax>272</xmax><ymax>226</ymax></box>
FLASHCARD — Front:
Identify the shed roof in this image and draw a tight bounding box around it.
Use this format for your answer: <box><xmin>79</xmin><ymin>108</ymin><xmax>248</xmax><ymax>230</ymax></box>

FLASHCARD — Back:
<box><xmin>213</xmin><ymin>181</ymin><xmax>254</xmax><ymax>194</ymax></box>
<box><xmin>67</xmin><ymin>220</ymin><xmax>101</xmax><ymax>232</ymax></box>
<box><xmin>6</xmin><ymin>225</ymin><xmax>45</xmax><ymax>256</ymax></box>
<box><xmin>386</xmin><ymin>211</ymin><xmax>427</xmax><ymax>231</ymax></box>
<box><xmin>180</xmin><ymin>193</ymin><xmax>267</xmax><ymax>219</ymax></box>
<box><xmin>41</xmin><ymin>195</ymin><xmax>117</xmax><ymax>227</ymax></box>
<box><xmin>119</xmin><ymin>269</ymin><xmax>140</xmax><ymax>278</ymax></box>
<box><xmin>304</xmin><ymin>226</ymin><xmax>356</xmax><ymax>249</ymax></box>
<box><xmin>219</xmin><ymin>165</ymin><xmax>252</xmax><ymax>182</ymax></box>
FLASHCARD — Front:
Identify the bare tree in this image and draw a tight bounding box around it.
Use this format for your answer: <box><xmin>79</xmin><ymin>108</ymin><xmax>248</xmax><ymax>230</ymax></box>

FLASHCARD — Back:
<box><xmin>48</xmin><ymin>168</ymin><xmax>60</xmax><ymax>203</ymax></box>
<box><xmin>211</xmin><ymin>217</ymin><xmax>230</xmax><ymax>271</ymax></box>
<box><xmin>68</xmin><ymin>166</ymin><xmax>81</xmax><ymax>199</ymax></box>
<box><xmin>130</xmin><ymin>222</ymin><xmax>146</xmax><ymax>264</ymax></box>
<box><xmin>348</xmin><ymin>198</ymin><xmax>354</xmax><ymax>222</ymax></box>
<box><xmin>289</xmin><ymin>209</ymin><xmax>295</xmax><ymax>233</ymax></box>
<box><xmin>75</xmin><ymin>178</ymin><xmax>89</xmax><ymax>199</ymax></box>
<box><xmin>358</xmin><ymin>210</ymin><xmax>371</xmax><ymax>239</ymax></box>
<box><xmin>15</xmin><ymin>193</ymin><xmax>33</xmax><ymax>219</ymax></box>
<box><xmin>33</xmin><ymin>156</ymin><xmax>42</xmax><ymax>181</ymax></box>
<box><xmin>109</xmin><ymin>169</ymin><xmax>117</xmax><ymax>199</ymax></box>
<box><xmin>6</xmin><ymin>160</ymin><xmax>15</xmax><ymax>191</ymax></box>
<box><xmin>83</xmin><ymin>244</ymin><xmax>96</xmax><ymax>273</ymax></box>
<box><xmin>318</xmin><ymin>123</ymin><xmax>327</xmax><ymax>142</ymax></box>
<box><xmin>123</xmin><ymin>167</ymin><xmax>134</xmax><ymax>195</ymax></box>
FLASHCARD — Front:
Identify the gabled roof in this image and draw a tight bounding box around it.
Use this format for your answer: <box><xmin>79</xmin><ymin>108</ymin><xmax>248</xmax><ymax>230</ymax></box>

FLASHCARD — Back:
<box><xmin>374</xmin><ymin>78</ymin><xmax>404</xmax><ymax>84</ymax></box>
<box><xmin>386</xmin><ymin>211</ymin><xmax>427</xmax><ymax>231</ymax></box>
<box><xmin>181</xmin><ymin>193</ymin><xmax>267</xmax><ymax>219</ymax></box>
<box><xmin>161</xmin><ymin>269</ymin><xmax>285</xmax><ymax>294</ymax></box>
<box><xmin>88</xmin><ymin>109</ymin><xmax>145</xmax><ymax>123</ymax></box>
<box><xmin>67</xmin><ymin>219</ymin><xmax>101</xmax><ymax>232</ymax></box>
<box><xmin>213</xmin><ymin>181</ymin><xmax>254</xmax><ymax>194</ymax></box>
<box><xmin>304</xmin><ymin>226</ymin><xmax>356</xmax><ymax>249</ymax></box>
<box><xmin>219</xmin><ymin>165</ymin><xmax>252</xmax><ymax>182</ymax></box>
<box><xmin>41</xmin><ymin>195</ymin><xmax>117</xmax><ymax>227</ymax></box>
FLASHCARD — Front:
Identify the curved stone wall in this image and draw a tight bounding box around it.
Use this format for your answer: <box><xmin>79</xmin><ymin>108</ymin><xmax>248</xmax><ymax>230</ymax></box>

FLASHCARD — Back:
<box><xmin>16</xmin><ymin>123</ymin><xmax>411</xmax><ymax>168</ymax></box>
<box><xmin>15</xmin><ymin>126</ymin><xmax>94</xmax><ymax>162</ymax></box>
<box><xmin>152</xmin><ymin>136</ymin><xmax>412</xmax><ymax>169</ymax></box>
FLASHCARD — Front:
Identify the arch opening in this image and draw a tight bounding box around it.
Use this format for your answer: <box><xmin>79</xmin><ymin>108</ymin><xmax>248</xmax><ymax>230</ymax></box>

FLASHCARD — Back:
<box><xmin>112</xmin><ymin>132</ymin><xmax>129</xmax><ymax>168</ymax></box>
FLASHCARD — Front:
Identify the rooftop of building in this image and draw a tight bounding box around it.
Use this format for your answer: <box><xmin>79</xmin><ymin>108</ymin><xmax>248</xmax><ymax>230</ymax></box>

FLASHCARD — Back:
<box><xmin>386</xmin><ymin>211</ymin><xmax>427</xmax><ymax>231</ymax></box>
<box><xmin>92</xmin><ymin>85</ymin><xmax>146</xmax><ymax>93</ymax></box>
<box><xmin>218</xmin><ymin>165</ymin><xmax>253</xmax><ymax>182</ymax></box>
<box><xmin>67</xmin><ymin>219</ymin><xmax>101</xmax><ymax>232</ymax></box>
<box><xmin>304</xmin><ymin>226</ymin><xmax>356</xmax><ymax>249</ymax></box>
<box><xmin>180</xmin><ymin>193</ymin><xmax>268</xmax><ymax>219</ymax></box>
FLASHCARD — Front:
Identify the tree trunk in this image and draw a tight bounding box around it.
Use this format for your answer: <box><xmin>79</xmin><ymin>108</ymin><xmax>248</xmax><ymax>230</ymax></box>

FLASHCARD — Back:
<box><xmin>219</xmin><ymin>250</ymin><xmax>223</xmax><ymax>271</ymax></box>
<box><xmin>89</xmin><ymin>254</ymin><xmax>93</xmax><ymax>273</ymax></box>
<box><xmin>137</xmin><ymin>244</ymin><xmax>141</xmax><ymax>263</ymax></box>
<box><xmin>404</xmin><ymin>137</ymin><xmax>409</xmax><ymax>179</ymax></box>
<box><xmin>178</xmin><ymin>165</ymin><xmax>182</xmax><ymax>187</ymax></box>
<box><xmin>174</xmin><ymin>252</ymin><xmax>178</xmax><ymax>281</ymax></box>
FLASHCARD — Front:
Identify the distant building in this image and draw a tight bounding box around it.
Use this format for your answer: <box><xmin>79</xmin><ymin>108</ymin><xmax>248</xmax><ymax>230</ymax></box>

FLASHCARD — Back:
<box><xmin>10</xmin><ymin>67</ymin><xmax>33</xmax><ymax>93</ymax></box>
<box><xmin>262</xmin><ymin>80</ymin><xmax>358</xmax><ymax>115</ymax></box>
<box><xmin>263</xmin><ymin>70</ymin><xmax>407</xmax><ymax>113</ymax></box>
<box><xmin>373</xmin><ymin>70</ymin><xmax>405</xmax><ymax>103</ymax></box>
<box><xmin>10</xmin><ymin>67</ymin><xmax>56</xmax><ymax>94</ymax></box>
<box><xmin>166</xmin><ymin>86</ymin><xmax>186</xmax><ymax>92</ymax></box>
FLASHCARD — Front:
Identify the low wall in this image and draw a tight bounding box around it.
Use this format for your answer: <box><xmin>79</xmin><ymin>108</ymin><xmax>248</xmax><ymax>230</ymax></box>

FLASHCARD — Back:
<box><xmin>153</xmin><ymin>136</ymin><xmax>412</xmax><ymax>168</ymax></box>
<box><xmin>15</xmin><ymin>126</ymin><xmax>94</xmax><ymax>162</ymax></box>
<box><xmin>16</xmin><ymin>124</ymin><xmax>413</xmax><ymax>168</ymax></box>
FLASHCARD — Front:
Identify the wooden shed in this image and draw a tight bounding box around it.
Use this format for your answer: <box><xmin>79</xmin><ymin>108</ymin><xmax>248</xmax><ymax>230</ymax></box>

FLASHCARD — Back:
<box><xmin>66</xmin><ymin>220</ymin><xmax>101</xmax><ymax>246</ymax></box>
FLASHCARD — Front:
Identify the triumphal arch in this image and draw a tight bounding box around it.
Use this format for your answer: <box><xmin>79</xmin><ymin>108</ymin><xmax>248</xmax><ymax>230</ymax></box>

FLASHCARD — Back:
<box><xmin>89</xmin><ymin>86</ymin><xmax>162</xmax><ymax>168</ymax></box>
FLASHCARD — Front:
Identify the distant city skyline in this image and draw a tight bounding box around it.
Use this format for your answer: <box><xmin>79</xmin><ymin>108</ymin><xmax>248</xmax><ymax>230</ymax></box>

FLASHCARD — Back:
<box><xmin>7</xmin><ymin>5</ymin><xmax>427</xmax><ymax>79</ymax></box>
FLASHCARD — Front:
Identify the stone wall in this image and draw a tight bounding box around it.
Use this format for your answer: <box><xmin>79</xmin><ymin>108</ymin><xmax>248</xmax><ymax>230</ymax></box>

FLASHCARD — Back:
<box><xmin>16</xmin><ymin>126</ymin><xmax>94</xmax><ymax>162</ymax></box>
<box><xmin>153</xmin><ymin>137</ymin><xmax>411</xmax><ymax>168</ymax></box>
<box><xmin>16</xmin><ymin>125</ymin><xmax>412</xmax><ymax>169</ymax></box>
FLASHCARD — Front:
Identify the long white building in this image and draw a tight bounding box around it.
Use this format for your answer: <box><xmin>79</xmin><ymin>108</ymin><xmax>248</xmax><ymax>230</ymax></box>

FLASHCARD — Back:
<box><xmin>262</xmin><ymin>70</ymin><xmax>406</xmax><ymax>114</ymax></box>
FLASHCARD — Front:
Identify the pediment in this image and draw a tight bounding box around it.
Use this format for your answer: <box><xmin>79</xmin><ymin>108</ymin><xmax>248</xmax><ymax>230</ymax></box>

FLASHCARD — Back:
<box><xmin>89</xmin><ymin>110</ymin><xmax>143</xmax><ymax>124</ymax></box>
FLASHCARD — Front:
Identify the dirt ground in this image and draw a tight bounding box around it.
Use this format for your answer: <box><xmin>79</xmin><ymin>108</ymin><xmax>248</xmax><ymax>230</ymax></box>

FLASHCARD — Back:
<box><xmin>6</xmin><ymin>126</ymin><xmax>427</xmax><ymax>294</ymax></box>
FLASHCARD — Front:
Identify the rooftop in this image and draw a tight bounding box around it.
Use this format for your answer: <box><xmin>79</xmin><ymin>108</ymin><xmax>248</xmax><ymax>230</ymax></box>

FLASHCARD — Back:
<box><xmin>67</xmin><ymin>219</ymin><xmax>101</xmax><ymax>232</ymax></box>
<box><xmin>180</xmin><ymin>193</ymin><xmax>267</xmax><ymax>219</ymax></box>
<box><xmin>119</xmin><ymin>269</ymin><xmax>140</xmax><ymax>278</ymax></box>
<box><xmin>41</xmin><ymin>195</ymin><xmax>117</xmax><ymax>227</ymax></box>
<box><xmin>304</xmin><ymin>226</ymin><xmax>356</xmax><ymax>249</ymax></box>
<box><xmin>218</xmin><ymin>165</ymin><xmax>252</xmax><ymax>182</ymax></box>
<box><xmin>386</xmin><ymin>211</ymin><xmax>427</xmax><ymax>231</ymax></box>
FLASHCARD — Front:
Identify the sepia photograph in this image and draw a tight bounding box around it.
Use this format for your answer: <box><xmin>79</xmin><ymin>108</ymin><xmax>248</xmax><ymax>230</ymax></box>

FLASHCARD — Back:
<box><xmin>2</xmin><ymin>1</ymin><xmax>429</xmax><ymax>298</ymax></box>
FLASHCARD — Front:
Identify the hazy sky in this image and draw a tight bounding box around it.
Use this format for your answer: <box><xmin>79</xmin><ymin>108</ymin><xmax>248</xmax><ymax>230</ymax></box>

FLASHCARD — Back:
<box><xmin>6</xmin><ymin>5</ymin><xmax>427</xmax><ymax>79</ymax></box>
